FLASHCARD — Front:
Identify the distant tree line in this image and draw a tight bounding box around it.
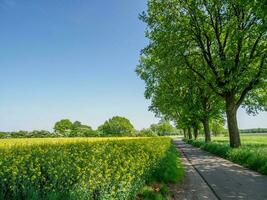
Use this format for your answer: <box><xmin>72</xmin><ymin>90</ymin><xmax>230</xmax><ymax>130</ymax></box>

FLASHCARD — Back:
<box><xmin>0</xmin><ymin>116</ymin><xmax>181</xmax><ymax>139</ymax></box>
<box><xmin>240</xmin><ymin>128</ymin><xmax>267</xmax><ymax>134</ymax></box>
<box><xmin>0</xmin><ymin>130</ymin><xmax>53</xmax><ymax>139</ymax></box>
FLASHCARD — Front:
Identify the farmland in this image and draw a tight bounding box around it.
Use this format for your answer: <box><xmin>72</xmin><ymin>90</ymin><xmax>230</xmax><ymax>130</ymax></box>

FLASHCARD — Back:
<box><xmin>185</xmin><ymin>134</ymin><xmax>267</xmax><ymax>175</ymax></box>
<box><xmin>0</xmin><ymin>137</ymin><xmax>184</xmax><ymax>200</ymax></box>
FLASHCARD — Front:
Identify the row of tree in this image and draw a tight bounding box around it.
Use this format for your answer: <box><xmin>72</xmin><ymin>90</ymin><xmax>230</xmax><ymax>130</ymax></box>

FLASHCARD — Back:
<box><xmin>54</xmin><ymin>117</ymin><xmax>180</xmax><ymax>137</ymax></box>
<box><xmin>240</xmin><ymin>128</ymin><xmax>267</xmax><ymax>134</ymax></box>
<box><xmin>0</xmin><ymin>117</ymin><xmax>180</xmax><ymax>138</ymax></box>
<box><xmin>137</xmin><ymin>0</ymin><xmax>267</xmax><ymax>147</ymax></box>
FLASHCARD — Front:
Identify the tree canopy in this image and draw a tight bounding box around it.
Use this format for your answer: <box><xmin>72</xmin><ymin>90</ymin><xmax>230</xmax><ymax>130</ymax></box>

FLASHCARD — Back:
<box><xmin>150</xmin><ymin>121</ymin><xmax>178</xmax><ymax>136</ymax></box>
<box><xmin>54</xmin><ymin>119</ymin><xmax>95</xmax><ymax>137</ymax></box>
<box><xmin>98</xmin><ymin>116</ymin><xmax>135</xmax><ymax>136</ymax></box>
<box><xmin>138</xmin><ymin>0</ymin><xmax>267</xmax><ymax>147</ymax></box>
<box><xmin>54</xmin><ymin>119</ymin><xmax>73</xmax><ymax>135</ymax></box>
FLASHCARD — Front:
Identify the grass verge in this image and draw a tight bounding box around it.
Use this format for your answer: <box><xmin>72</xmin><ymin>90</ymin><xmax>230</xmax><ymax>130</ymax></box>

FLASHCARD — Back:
<box><xmin>185</xmin><ymin>139</ymin><xmax>267</xmax><ymax>175</ymax></box>
<box><xmin>138</xmin><ymin>144</ymin><xmax>184</xmax><ymax>200</ymax></box>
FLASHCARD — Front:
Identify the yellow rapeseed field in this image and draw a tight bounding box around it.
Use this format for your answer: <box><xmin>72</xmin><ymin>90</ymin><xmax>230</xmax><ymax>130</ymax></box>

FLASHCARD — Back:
<box><xmin>0</xmin><ymin>137</ymin><xmax>173</xmax><ymax>200</ymax></box>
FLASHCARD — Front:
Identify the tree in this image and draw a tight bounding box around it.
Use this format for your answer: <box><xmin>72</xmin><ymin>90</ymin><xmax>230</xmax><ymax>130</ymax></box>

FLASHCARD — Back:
<box><xmin>137</xmin><ymin>54</ymin><xmax>224</xmax><ymax>142</ymax></box>
<box><xmin>29</xmin><ymin>130</ymin><xmax>53</xmax><ymax>138</ymax></box>
<box><xmin>150</xmin><ymin>121</ymin><xmax>178</xmax><ymax>136</ymax></box>
<box><xmin>71</xmin><ymin>121</ymin><xmax>96</xmax><ymax>137</ymax></box>
<box><xmin>98</xmin><ymin>116</ymin><xmax>135</xmax><ymax>136</ymax></box>
<box><xmin>54</xmin><ymin>119</ymin><xmax>73</xmax><ymax>135</ymax></box>
<box><xmin>210</xmin><ymin>118</ymin><xmax>227</xmax><ymax>136</ymax></box>
<box><xmin>139</xmin><ymin>0</ymin><xmax>267</xmax><ymax>147</ymax></box>
<box><xmin>139</xmin><ymin>128</ymin><xmax>158</xmax><ymax>137</ymax></box>
<box><xmin>0</xmin><ymin>132</ymin><xmax>6</xmax><ymax>139</ymax></box>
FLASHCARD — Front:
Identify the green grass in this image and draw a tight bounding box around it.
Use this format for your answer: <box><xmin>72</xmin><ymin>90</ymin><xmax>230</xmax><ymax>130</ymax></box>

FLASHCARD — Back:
<box><xmin>185</xmin><ymin>134</ymin><xmax>267</xmax><ymax>175</ymax></box>
<box><xmin>138</xmin><ymin>144</ymin><xmax>184</xmax><ymax>200</ymax></box>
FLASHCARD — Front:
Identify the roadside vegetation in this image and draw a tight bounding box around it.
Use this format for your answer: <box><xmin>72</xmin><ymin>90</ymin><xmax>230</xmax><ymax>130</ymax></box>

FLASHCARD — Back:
<box><xmin>185</xmin><ymin>134</ymin><xmax>267</xmax><ymax>175</ymax></box>
<box><xmin>0</xmin><ymin>137</ymin><xmax>184</xmax><ymax>200</ymax></box>
<box><xmin>138</xmin><ymin>144</ymin><xmax>184</xmax><ymax>200</ymax></box>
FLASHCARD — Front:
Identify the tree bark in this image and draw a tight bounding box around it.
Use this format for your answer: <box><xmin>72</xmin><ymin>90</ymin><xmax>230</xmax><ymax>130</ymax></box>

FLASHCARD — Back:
<box><xmin>202</xmin><ymin>118</ymin><xmax>211</xmax><ymax>142</ymax></box>
<box><xmin>225</xmin><ymin>95</ymin><xmax>241</xmax><ymax>148</ymax></box>
<box><xmin>188</xmin><ymin>127</ymin><xmax>192</xmax><ymax>139</ymax></box>
<box><xmin>183</xmin><ymin>129</ymin><xmax>187</xmax><ymax>139</ymax></box>
<box><xmin>193</xmin><ymin>127</ymin><xmax>198</xmax><ymax>140</ymax></box>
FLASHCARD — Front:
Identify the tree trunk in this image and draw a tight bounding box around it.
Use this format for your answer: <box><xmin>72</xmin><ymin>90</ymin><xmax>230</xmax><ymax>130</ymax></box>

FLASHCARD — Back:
<box><xmin>183</xmin><ymin>129</ymin><xmax>187</xmax><ymax>139</ymax></box>
<box><xmin>193</xmin><ymin>127</ymin><xmax>198</xmax><ymax>140</ymax></box>
<box><xmin>226</xmin><ymin>95</ymin><xmax>241</xmax><ymax>148</ymax></box>
<box><xmin>202</xmin><ymin>118</ymin><xmax>211</xmax><ymax>142</ymax></box>
<box><xmin>188</xmin><ymin>128</ymin><xmax>192</xmax><ymax>139</ymax></box>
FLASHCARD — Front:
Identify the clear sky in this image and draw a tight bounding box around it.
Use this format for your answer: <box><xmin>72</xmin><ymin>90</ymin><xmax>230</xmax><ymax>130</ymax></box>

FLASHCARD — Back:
<box><xmin>0</xmin><ymin>0</ymin><xmax>266</xmax><ymax>131</ymax></box>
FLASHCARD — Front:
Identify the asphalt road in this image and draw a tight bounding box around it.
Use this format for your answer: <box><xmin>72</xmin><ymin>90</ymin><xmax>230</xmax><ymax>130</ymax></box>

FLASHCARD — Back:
<box><xmin>173</xmin><ymin>140</ymin><xmax>267</xmax><ymax>200</ymax></box>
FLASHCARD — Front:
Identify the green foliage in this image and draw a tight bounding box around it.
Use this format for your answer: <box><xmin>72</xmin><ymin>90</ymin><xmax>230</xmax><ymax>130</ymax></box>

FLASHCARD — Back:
<box><xmin>150</xmin><ymin>145</ymin><xmax>184</xmax><ymax>183</ymax></box>
<box><xmin>0</xmin><ymin>130</ymin><xmax>54</xmax><ymax>138</ymax></box>
<box><xmin>210</xmin><ymin>119</ymin><xmax>227</xmax><ymax>136</ymax></box>
<box><xmin>240</xmin><ymin>128</ymin><xmax>267</xmax><ymax>134</ymax></box>
<box><xmin>0</xmin><ymin>132</ymin><xmax>5</xmax><ymax>139</ymax></box>
<box><xmin>139</xmin><ymin>189</ymin><xmax>165</xmax><ymax>200</ymax></box>
<box><xmin>138</xmin><ymin>0</ymin><xmax>267</xmax><ymax>147</ymax></box>
<box><xmin>0</xmin><ymin>137</ymin><xmax>182</xmax><ymax>200</ymax></box>
<box><xmin>54</xmin><ymin>119</ymin><xmax>73</xmax><ymax>135</ymax></box>
<box><xmin>138</xmin><ymin>144</ymin><xmax>184</xmax><ymax>200</ymax></box>
<box><xmin>27</xmin><ymin>130</ymin><xmax>54</xmax><ymax>138</ymax></box>
<box><xmin>70</xmin><ymin>121</ymin><xmax>96</xmax><ymax>137</ymax></box>
<box><xmin>53</xmin><ymin>120</ymin><xmax>97</xmax><ymax>137</ymax></box>
<box><xmin>139</xmin><ymin>128</ymin><xmax>158</xmax><ymax>137</ymax></box>
<box><xmin>150</xmin><ymin>122</ymin><xmax>178</xmax><ymax>136</ymax></box>
<box><xmin>138</xmin><ymin>183</ymin><xmax>171</xmax><ymax>200</ymax></box>
<box><xmin>98</xmin><ymin>116</ymin><xmax>135</xmax><ymax>136</ymax></box>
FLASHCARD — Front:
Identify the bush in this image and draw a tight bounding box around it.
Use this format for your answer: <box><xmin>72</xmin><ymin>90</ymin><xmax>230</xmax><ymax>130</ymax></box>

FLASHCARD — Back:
<box><xmin>0</xmin><ymin>137</ymin><xmax>180</xmax><ymax>199</ymax></box>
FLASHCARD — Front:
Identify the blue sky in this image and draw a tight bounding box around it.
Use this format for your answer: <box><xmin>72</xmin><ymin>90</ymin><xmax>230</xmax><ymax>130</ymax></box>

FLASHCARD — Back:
<box><xmin>0</xmin><ymin>0</ymin><xmax>266</xmax><ymax>131</ymax></box>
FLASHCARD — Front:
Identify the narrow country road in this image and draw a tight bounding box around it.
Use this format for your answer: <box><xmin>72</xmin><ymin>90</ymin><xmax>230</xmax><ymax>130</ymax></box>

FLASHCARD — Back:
<box><xmin>172</xmin><ymin>140</ymin><xmax>267</xmax><ymax>200</ymax></box>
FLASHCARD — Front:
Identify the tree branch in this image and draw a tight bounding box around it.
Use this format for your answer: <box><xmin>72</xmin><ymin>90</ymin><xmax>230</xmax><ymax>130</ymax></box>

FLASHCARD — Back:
<box><xmin>236</xmin><ymin>56</ymin><xmax>266</xmax><ymax>107</ymax></box>
<box><xmin>183</xmin><ymin>56</ymin><xmax>224</xmax><ymax>97</ymax></box>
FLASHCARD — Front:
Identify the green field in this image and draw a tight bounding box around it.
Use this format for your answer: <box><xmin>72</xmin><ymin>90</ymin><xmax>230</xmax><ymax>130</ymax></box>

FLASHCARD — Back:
<box><xmin>186</xmin><ymin>134</ymin><xmax>267</xmax><ymax>175</ymax></box>
<box><xmin>0</xmin><ymin>137</ymin><xmax>184</xmax><ymax>200</ymax></box>
<box><xmin>213</xmin><ymin>134</ymin><xmax>267</xmax><ymax>145</ymax></box>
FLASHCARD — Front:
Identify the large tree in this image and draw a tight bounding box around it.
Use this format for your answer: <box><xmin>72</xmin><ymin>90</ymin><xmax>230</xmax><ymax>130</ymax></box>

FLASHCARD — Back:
<box><xmin>140</xmin><ymin>0</ymin><xmax>267</xmax><ymax>147</ymax></box>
